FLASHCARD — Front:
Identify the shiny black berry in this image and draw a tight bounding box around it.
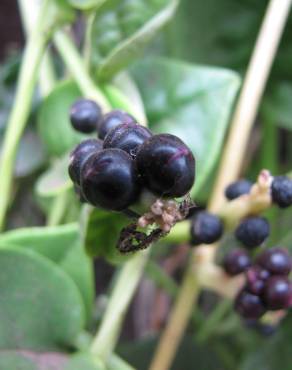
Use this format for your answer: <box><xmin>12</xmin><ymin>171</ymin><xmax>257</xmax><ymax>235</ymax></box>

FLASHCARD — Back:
<box><xmin>70</xmin><ymin>99</ymin><xmax>102</xmax><ymax>133</ymax></box>
<box><xmin>256</xmin><ymin>247</ymin><xmax>292</xmax><ymax>275</ymax></box>
<box><xmin>136</xmin><ymin>134</ymin><xmax>195</xmax><ymax>198</ymax></box>
<box><xmin>225</xmin><ymin>179</ymin><xmax>253</xmax><ymax>200</ymax></box>
<box><xmin>235</xmin><ymin>289</ymin><xmax>266</xmax><ymax>319</ymax></box>
<box><xmin>235</xmin><ymin>216</ymin><xmax>270</xmax><ymax>249</ymax></box>
<box><xmin>271</xmin><ymin>176</ymin><xmax>292</xmax><ymax>208</ymax></box>
<box><xmin>103</xmin><ymin>123</ymin><xmax>152</xmax><ymax>157</ymax></box>
<box><xmin>246</xmin><ymin>265</ymin><xmax>270</xmax><ymax>295</ymax></box>
<box><xmin>263</xmin><ymin>276</ymin><xmax>292</xmax><ymax>310</ymax></box>
<box><xmin>190</xmin><ymin>211</ymin><xmax>223</xmax><ymax>245</ymax></box>
<box><xmin>223</xmin><ymin>248</ymin><xmax>251</xmax><ymax>276</ymax></box>
<box><xmin>98</xmin><ymin>110</ymin><xmax>136</xmax><ymax>140</ymax></box>
<box><xmin>80</xmin><ymin>148</ymin><xmax>139</xmax><ymax>211</ymax></box>
<box><xmin>68</xmin><ymin>139</ymin><xmax>103</xmax><ymax>185</ymax></box>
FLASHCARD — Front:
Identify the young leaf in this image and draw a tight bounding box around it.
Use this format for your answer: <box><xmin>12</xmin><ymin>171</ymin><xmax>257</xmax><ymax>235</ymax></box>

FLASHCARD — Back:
<box><xmin>91</xmin><ymin>0</ymin><xmax>178</xmax><ymax>80</ymax></box>
<box><xmin>131</xmin><ymin>57</ymin><xmax>240</xmax><ymax>196</ymax></box>
<box><xmin>66</xmin><ymin>0</ymin><xmax>106</xmax><ymax>10</ymax></box>
<box><xmin>37</xmin><ymin>80</ymin><xmax>86</xmax><ymax>157</ymax></box>
<box><xmin>0</xmin><ymin>224</ymin><xmax>94</xmax><ymax>321</ymax></box>
<box><xmin>0</xmin><ymin>248</ymin><xmax>85</xmax><ymax>350</ymax></box>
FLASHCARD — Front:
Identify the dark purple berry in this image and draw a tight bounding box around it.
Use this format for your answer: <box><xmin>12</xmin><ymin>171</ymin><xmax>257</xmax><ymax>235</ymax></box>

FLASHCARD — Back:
<box><xmin>223</xmin><ymin>248</ymin><xmax>251</xmax><ymax>276</ymax></box>
<box><xmin>68</xmin><ymin>139</ymin><xmax>103</xmax><ymax>185</ymax></box>
<box><xmin>103</xmin><ymin>123</ymin><xmax>152</xmax><ymax>157</ymax></box>
<box><xmin>235</xmin><ymin>216</ymin><xmax>270</xmax><ymax>249</ymax></box>
<box><xmin>73</xmin><ymin>184</ymin><xmax>87</xmax><ymax>203</ymax></box>
<box><xmin>190</xmin><ymin>211</ymin><xmax>223</xmax><ymax>245</ymax></box>
<box><xmin>271</xmin><ymin>176</ymin><xmax>292</xmax><ymax>208</ymax></box>
<box><xmin>246</xmin><ymin>265</ymin><xmax>270</xmax><ymax>295</ymax></box>
<box><xmin>98</xmin><ymin>110</ymin><xmax>136</xmax><ymax>140</ymax></box>
<box><xmin>225</xmin><ymin>179</ymin><xmax>253</xmax><ymax>200</ymax></box>
<box><xmin>70</xmin><ymin>99</ymin><xmax>102</xmax><ymax>133</ymax></box>
<box><xmin>256</xmin><ymin>247</ymin><xmax>292</xmax><ymax>275</ymax></box>
<box><xmin>136</xmin><ymin>134</ymin><xmax>195</xmax><ymax>198</ymax></box>
<box><xmin>234</xmin><ymin>289</ymin><xmax>266</xmax><ymax>319</ymax></box>
<box><xmin>80</xmin><ymin>148</ymin><xmax>139</xmax><ymax>211</ymax></box>
<box><xmin>263</xmin><ymin>276</ymin><xmax>292</xmax><ymax>310</ymax></box>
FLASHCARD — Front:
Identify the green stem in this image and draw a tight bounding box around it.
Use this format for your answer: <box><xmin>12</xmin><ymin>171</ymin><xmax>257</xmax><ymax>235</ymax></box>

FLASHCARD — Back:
<box><xmin>90</xmin><ymin>249</ymin><xmax>150</xmax><ymax>361</ymax></box>
<box><xmin>47</xmin><ymin>191</ymin><xmax>68</xmax><ymax>226</ymax></box>
<box><xmin>0</xmin><ymin>0</ymin><xmax>51</xmax><ymax>230</ymax></box>
<box><xmin>54</xmin><ymin>30</ymin><xmax>111</xmax><ymax>111</ymax></box>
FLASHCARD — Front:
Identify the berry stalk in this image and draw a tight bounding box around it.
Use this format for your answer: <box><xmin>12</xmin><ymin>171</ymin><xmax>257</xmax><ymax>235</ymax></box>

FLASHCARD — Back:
<box><xmin>0</xmin><ymin>0</ymin><xmax>55</xmax><ymax>230</ymax></box>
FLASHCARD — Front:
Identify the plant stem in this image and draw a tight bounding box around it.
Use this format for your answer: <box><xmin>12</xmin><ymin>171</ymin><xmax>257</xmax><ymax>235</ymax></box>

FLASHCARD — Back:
<box><xmin>149</xmin><ymin>1</ymin><xmax>291</xmax><ymax>369</ymax></box>
<box><xmin>54</xmin><ymin>30</ymin><xmax>111</xmax><ymax>112</ymax></box>
<box><xmin>90</xmin><ymin>249</ymin><xmax>150</xmax><ymax>360</ymax></box>
<box><xmin>0</xmin><ymin>0</ymin><xmax>52</xmax><ymax>231</ymax></box>
<box><xmin>47</xmin><ymin>191</ymin><xmax>68</xmax><ymax>226</ymax></box>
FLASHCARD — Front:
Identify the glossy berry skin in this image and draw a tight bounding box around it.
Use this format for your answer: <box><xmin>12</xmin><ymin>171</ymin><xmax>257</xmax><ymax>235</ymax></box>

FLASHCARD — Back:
<box><xmin>80</xmin><ymin>148</ymin><xmax>139</xmax><ymax>211</ymax></box>
<box><xmin>98</xmin><ymin>110</ymin><xmax>136</xmax><ymax>140</ymax></box>
<box><xmin>70</xmin><ymin>99</ymin><xmax>102</xmax><ymax>133</ymax></box>
<box><xmin>136</xmin><ymin>134</ymin><xmax>195</xmax><ymax>198</ymax></box>
<box><xmin>68</xmin><ymin>139</ymin><xmax>103</xmax><ymax>185</ymax></box>
<box><xmin>235</xmin><ymin>216</ymin><xmax>270</xmax><ymax>249</ymax></box>
<box><xmin>223</xmin><ymin>248</ymin><xmax>251</xmax><ymax>276</ymax></box>
<box><xmin>271</xmin><ymin>176</ymin><xmax>292</xmax><ymax>208</ymax></box>
<box><xmin>263</xmin><ymin>276</ymin><xmax>292</xmax><ymax>310</ymax></box>
<box><xmin>235</xmin><ymin>289</ymin><xmax>266</xmax><ymax>319</ymax></box>
<box><xmin>225</xmin><ymin>179</ymin><xmax>253</xmax><ymax>200</ymax></box>
<box><xmin>190</xmin><ymin>211</ymin><xmax>223</xmax><ymax>245</ymax></box>
<box><xmin>103</xmin><ymin>123</ymin><xmax>152</xmax><ymax>157</ymax></box>
<box><xmin>257</xmin><ymin>247</ymin><xmax>292</xmax><ymax>275</ymax></box>
<box><xmin>246</xmin><ymin>265</ymin><xmax>270</xmax><ymax>295</ymax></box>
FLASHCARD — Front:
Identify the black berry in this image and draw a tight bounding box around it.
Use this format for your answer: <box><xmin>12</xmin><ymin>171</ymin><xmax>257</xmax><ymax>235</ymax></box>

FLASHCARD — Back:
<box><xmin>103</xmin><ymin>123</ymin><xmax>152</xmax><ymax>157</ymax></box>
<box><xmin>235</xmin><ymin>216</ymin><xmax>270</xmax><ymax>249</ymax></box>
<box><xmin>68</xmin><ymin>139</ymin><xmax>103</xmax><ymax>185</ymax></box>
<box><xmin>98</xmin><ymin>110</ymin><xmax>136</xmax><ymax>140</ymax></box>
<box><xmin>136</xmin><ymin>134</ymin><xmax>195</xmax><ymax>198</ymax></box>
<box><xmin>190</xmin><ymin>211</ymin><xmax>223</xmax><ymax>245</ymax></box>
<box><xmin>245</xmin><ymin>265</ymin><xmax>270</xmax><ymax>295</ymax></box>
<box><xmin>271</xmin><ymin>176</ymin><xmax>292</xmax><ymax>208</ymax></box>
<box><xmin>223</xmin><ymin>248</ymin><xmax>251</xmax><ymax>276</ymax></box>
<box><xmin>80</xmin><ymin>148</ymin><xmax>139</xmax><ymax>211</ymax></box>
<box><xmin>234</xmin><ymin>289</ymin><xmax>266</xmax><ymax>319</ymax></box>
<box><xmin>256</xmin><ymin>247</ymin><xmax>292</xmax><ymax>275</ymax></box>
<box><xmin>225</xmin><ymin>179</ymin><xmax>253</xmax><ymax>200</ymax></box>
<box><xmin>263</xmin><ymin>276</ymin><xmax>292</xmax><ymax>310</ymax></box>
<box><xmin>70</xmin><ymin>99</ymin><xmax>102</xmax><ymax>134</ymax></box>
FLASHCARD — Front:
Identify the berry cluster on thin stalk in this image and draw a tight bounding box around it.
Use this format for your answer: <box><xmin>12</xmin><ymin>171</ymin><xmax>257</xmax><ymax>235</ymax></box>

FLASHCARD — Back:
<box><xmin>189</xmin><ymin>171</ymin><xmax>292</xmax><ymax>325</ymax></box>
<box><xmin>68</xmin><ymin>98</ymin><xmax>196</xmax><ymax>252</ymax></box>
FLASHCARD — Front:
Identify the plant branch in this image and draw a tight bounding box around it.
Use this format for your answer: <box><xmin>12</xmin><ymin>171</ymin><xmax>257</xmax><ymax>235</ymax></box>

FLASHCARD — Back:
<box><xmin>0</xmin><ymin>0</ymin><xmax>53</xmax><ymax>230</ymax></box>
<box><xmin>149</xmin><ymin>0</ymin><xmax>291</xmax><ymax>368</ymax></box>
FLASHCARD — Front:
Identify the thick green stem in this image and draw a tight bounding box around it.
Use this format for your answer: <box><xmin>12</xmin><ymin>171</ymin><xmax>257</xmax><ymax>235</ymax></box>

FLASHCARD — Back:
<box><xmin>90</xmin><ymin>250</ymin><xmax>150</xmax><ymax>360</ymax></box>
<box><xmin>0</xmin><ymin>0</ymin><xmax>52</xmax><ymax>230</ymax></box>
<box><xmin>54</xmin><ymin>30</ymin><xmax>111</xmax><ymax>112</ymax></box>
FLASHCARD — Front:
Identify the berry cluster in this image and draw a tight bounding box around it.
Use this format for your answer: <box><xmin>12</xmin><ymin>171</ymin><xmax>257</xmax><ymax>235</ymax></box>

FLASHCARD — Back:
<box><xmin>68</xmin><ymin>99</ymin><xmax>195</xmax><ymax>212</ymax></box>
<box><xmin>231</xmin><ymin>248</ymin><xmax>292</xmax><ymax>320</ymax></box>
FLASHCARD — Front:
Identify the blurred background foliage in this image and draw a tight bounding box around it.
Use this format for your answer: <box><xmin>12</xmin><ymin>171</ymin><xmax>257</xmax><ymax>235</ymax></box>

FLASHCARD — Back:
<box><xmin>0</xmin><ymin>0</ymin><xmax>291</xmax><ymax>369</ymax></box>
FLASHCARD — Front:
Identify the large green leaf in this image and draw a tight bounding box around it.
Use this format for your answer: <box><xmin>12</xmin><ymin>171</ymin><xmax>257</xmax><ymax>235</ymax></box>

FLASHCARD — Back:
<box><xmin>37</xmin><ymin>80</ymin><xmax>86</xmax><ymax>157</ymax></box>
<box><xmin>82</xmin><ymin>206</ymin><xmax>131</xmax><ymax>263</ymax></box>
<box><xmin>0</xmin><ymin>248</ymin><xmax>85</xmax><ymax>350</ymax></box>
<box><xmin>91</xmin><ymin>0</ymin><xmax>178</xmax><ymax>80</ymax></box>
<box><xmin>0</xmin><ymin>224</ymin><xmax>94</xmax><ymax>321</ymax></box>
<box><xmin>131</xmin><ymin>58</ymin><xmax>240</xmax><ymax>196</ymax></box>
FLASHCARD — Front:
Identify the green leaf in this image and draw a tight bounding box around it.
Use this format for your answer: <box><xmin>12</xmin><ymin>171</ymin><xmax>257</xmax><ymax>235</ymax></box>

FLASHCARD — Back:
<box><xmin>64</xmin><ymin>353</ymin><xmax>105</xmax><ymax>370</ymax></box>
<box><xmin>91</xmin><ymin>0</ymin><xmax>178</xmax><ymax>80</ymax></box>
<box><xmin>83</xmin><ymin>206</ymin><xmax>132</xmax><ymax>263</ymax></box>
<box><xmin>35</xmin><ymin>154</ymin><xmax>72</xmax><ymax>198</ymax></box>
<box><xmin>0</xmin><ymin>224</ymin><xmax>94</xmax><ymax>321</ymax></box>
<box><xmin>67</xmin><ymin>0</ymin><xmax>106</xmax><ymax>10</ymax></box>
<box><xmin>262</xmin><ymin>82</ymin><xmax>292</xmax><ymax>131</ymax></box>
<box><xmin>131</xmin><ymin>57</ymin><xmax>240</xmax><ymax>196</ymax></box>
<box><xmin>37</xmin><ymin>80</ymin><xmax>86</xmax><ymax>157</ymax></box>
<box><xmin>0</xmin><ymin>248</ymin><xmax>85</xmax><ymax>350</ymax></box>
